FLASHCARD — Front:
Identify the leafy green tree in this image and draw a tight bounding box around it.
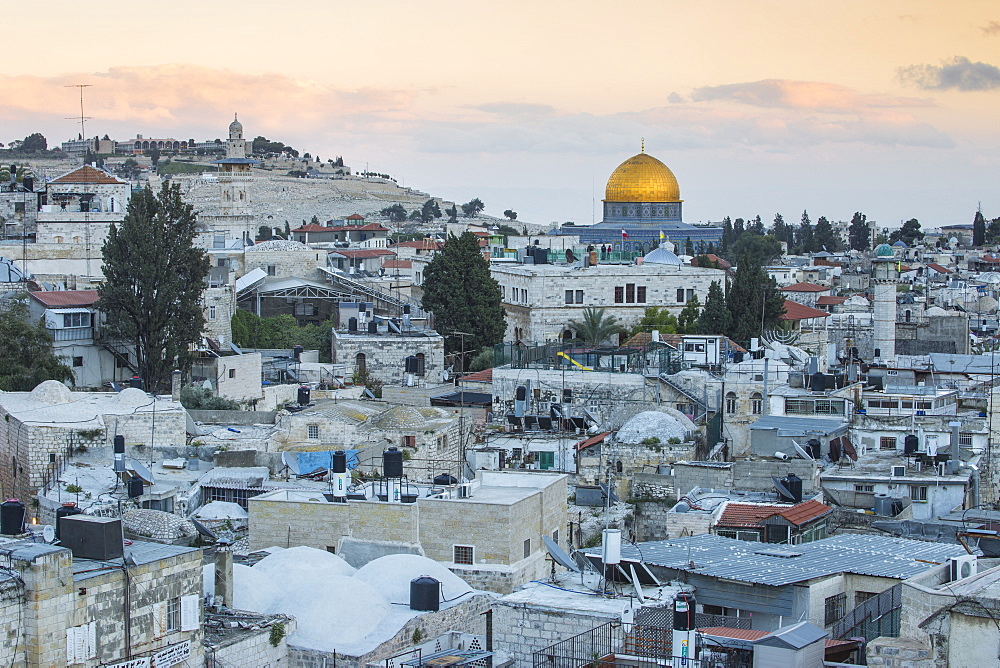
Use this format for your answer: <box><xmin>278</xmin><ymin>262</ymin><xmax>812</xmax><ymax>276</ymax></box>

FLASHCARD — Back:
<box><xmin>310</xmin><ymin>214</ymin><xmax>320</xmax><ymax>225</ymax></box>
<box><xmin>98</xmin><ymin>182</ymin><xmax>210</xmax><ymax>393</ymax></box>
<box><xmin>147</xmin><ymin>146</ymin><xmax>160</xmax><ymax>167</ymax></box>
<box><xmin>721</xmin><ymin>216</ymin><xmax>735</xmax><ymax>253</ymax></box>
<box><xmin>771</xmin><ymin>213</ymin><xmax>794</xmax><ymax>248</ymax></box>
<box><xmin>814</xmin><ymin>216</ymin><xmax>841</xmax><ymax>252</ymax></box>
<box><xmin>421</xmin><ymin>232</ymin><xmax>505</xmax><ymax>355</ymax></box>
<box><xmin>848</xmin><ymin>212</ymin><xmax>870</xmax><ymax>251</ymax></box>
<box><xmin>889</xmin><ymin>218</ymin><xmax>924</xmax><ymax>246</ymax></box>
<box><xmin>748</xmin><ymin>215</ymin><xmax>765</xmax><ymax>235</ymax></box>
<box><xmin>725</xmin><ymin>255</ymin><xmax>785</xmax><ymax>343</ymax></box>
<box><xmin>460</xmin><ymin>198</ymin><xmax>485</xmax><ymax>218</ymax></box>
<box><xmin>567</xmin><ymin>307</ymin><xmax>626</xmax><ymax>346</ymax></box>
<box><xmin>118</xmin><ymin>158</ymin><xmax>141</xmax><ymax>181</ymax></box>
<box><xmin>631</xmin><ymin>307</ymin><xmax>678</xmax><ymax>337</ymax></box>
<box><xmin>468</xmin><ymin>347</ymin><xmax>494</xmax><ymax>372</ymax></box>
<box><xmin>0</xmin><ymin>301</ymin><xmax>74</xmax><ymax>390</ymax></box>
<box><xmin>987</xmin><ymin>217</ymin><xmax>1000</xmax><ymax>244</ymax></box>
<box><xmin>257</xmin><ymin>225</ymin><xmax>273</xmax><ymax>241</ymax></box>
<box><xmin>503</xmin><ymin>209</ymin><xmax>517</xmax><ymax>221</ymax></box>
<box><xmin>445</xmin><ymin>205</ymin><xmax>459</xmax><ymax>224</ymax></box>
<box><xmin>20</xmin><ymin>132</ymin><xmax>47</xmax><ymax>153</ymax></box>
<box><xmin>973</xmin><ymin>208</ymin><xmax>987</xmax><ymax>247</ymax></box>
<box><xmin>685</xmin><ymin>238</ymin><xmax>695</xmax><ymax>255</ymax></box>
<box><xmin>420</xmin><ymin>199</ymin><xmax>442</xmax><ymax>223</ymax></box>
<box><xmin>696</xmin><ymin>281</ymin><xmax>730</xmax><ymax>335</ymax></box>
<box><xmin>380</xmin><ymin>204</ymin><xmax>408</xmax><ymax>222</ymax></box>
<box><xmin>728</xmin><ymin>233</ymin><xmax>782</xmax><ymax>266</ymax></box>
<box><xmin>677</xmin><ymin>296</ymin><xmax>702</xmax><ymax>334</ymax></box>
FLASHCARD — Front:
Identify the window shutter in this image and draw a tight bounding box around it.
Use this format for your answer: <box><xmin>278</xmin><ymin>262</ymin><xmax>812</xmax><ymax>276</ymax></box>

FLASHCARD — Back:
<box><xmin>154</xmin><ymin>601</ymin><xmax>167</xmax><ymax>638</ymax></box>
<box><xmin>181</xmin><ymin>594</ymin><xmax>200</xmax><ymax>631</ymax></box>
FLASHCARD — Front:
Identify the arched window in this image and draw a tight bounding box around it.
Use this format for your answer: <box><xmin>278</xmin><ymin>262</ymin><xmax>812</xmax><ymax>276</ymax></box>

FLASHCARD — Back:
<box><xmin>751</xmin><ymin>392</ymin><xmax>763</xmax><ymax>415</ymax></box>
<box><xmin>616</xmin><ymin>460</ymin><xmax>623</xmax><ymax>473</ymax></box>
<box><xmin>725</xmin><ymin>392</ymin><xmax>737</xmax><ymax>414</ymax></box>
<box><xmin>905</xmin><ymin>310</ymin><xmax>911</xmax><ymax>323</ymax></box>
<box><xmin>415</xmin><ymin>353</ymin><xmax>426</xmax><ymax>376</ymax></box>
<box><xmin>562</xmin><ymin>330</ymin><xmax>573</xmax><ymax>342</ymax></box>
<box><xmin>355</xmin><ymin>353</ymin><xmax>366</xmax><ymax>376</ymax></box>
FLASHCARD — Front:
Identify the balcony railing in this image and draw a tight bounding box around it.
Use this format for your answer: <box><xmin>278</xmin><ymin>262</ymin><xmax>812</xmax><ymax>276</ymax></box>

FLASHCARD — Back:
<box><xmin>48</xmin><ymin>327</ymin><xmax>93</xmax><ymax>342</ymax></box>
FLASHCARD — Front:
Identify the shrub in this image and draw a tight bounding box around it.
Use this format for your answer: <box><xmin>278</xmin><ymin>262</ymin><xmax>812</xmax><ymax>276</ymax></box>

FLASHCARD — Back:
<box><xmin>65</xmin><ymin>484</ymin><xmax>83</xmax><ymax>493</ymax></box>
<box><xmin>179</xmin><ymin>385</ymin><xmax>241</xmax><ymax>411</ymax></box>
<box><xmin>269</xmin><ymin>622</ymin><xmax>286</xmax><ymax>647</ymax></box>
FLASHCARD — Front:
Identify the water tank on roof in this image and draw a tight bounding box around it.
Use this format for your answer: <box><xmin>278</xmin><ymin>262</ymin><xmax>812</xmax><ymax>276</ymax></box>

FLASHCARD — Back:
<box><xmin>367</xmin><ymin>320</ymin><xmax>378</xmax><ymax>334</ymax></box>
<box><xmin>0</xmin><ymin>499</ymin><xmax>25</xmax><ymax>535</ymax></box>
<box><xmin>128</xmin><ymin>477</ymin><xmax>144</xmax><ymax>499</ymax></box>
<box><xmin>56</xmin><ymin>502</ymin><xmax>82</xmax><ymax>539</ymax></box>
<box><xmin>434</xmin><ymin>473</ymin><xmax>457</xmax><ymax>486</ymax></box>
<box><xmin>410</xmin><ymin>576</ymin><xmax>440</xmax><ymax>611</ymax></box>
<box><xmin>873</xmin><ymin>494</ymin><xmax>895</xmax><ymax>516</ymax></box>
<box><xmin>811</xmin><ymin>372</ymin><xmax>826</xmax><ymax>392</ymax></box>
<box><xmin>293</xmin><ymin>345</ymin><xmax>303</xmax><ymax>360</ymax></box>
<box><xmin>783</xmin><ymin>473</ymin><xmax>803</xmax><ymax>503</ymax></box>
<box><xmin>673</xmin><ymin>592</ymin><xmax>696</xmax><ymax>631</ymax></box>
<box><xmin>904</xmin><ymin>434</ymin><xmax>919</xmax><ymax>455</ymax></box>
<box><xmin>129</xmin><ymin>376</ymin><xmax>144</xmax><ymax>391</ymax></box>
<box><xmin>348</xmin><ymin>317</ymin><xmax>358</xmax><ymax>333</ymax></box>
<box><xmin>297</xmin><ymin>386</ymin><xmax>311</xmax><ymax>406</ymax></box>
<box><xmin>332</xmin><ymin>450</ymin><xmax>347</xmax><ymax>474</ymax></box>
<box><xmin>383</xmin><ymin>447</ymin><xmax>404</xmax><ymax>478</ymax></box>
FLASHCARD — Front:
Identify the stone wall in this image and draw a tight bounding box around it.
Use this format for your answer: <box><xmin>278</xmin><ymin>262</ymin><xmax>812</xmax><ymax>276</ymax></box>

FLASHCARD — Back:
<box><xmin>494</xmin><ymin>599</ymin><xmax>620</xmax><ymax>668</ymax></box>
<box><xmin>672</xmin><ymin>459</ymin><xmax>819</xmax><ymax>497</ymax></box>
<box><xmin>202</xmin><ymin>285</ymin><xmax>236</xmax><ymax>344</ymax></box>
<box><xmin>331</xmin><ymin>331</ymin><xmax>445</xmax><ymax>386</ymax></box>
<box><xmin>207</xmin><ymin>616</ymin><xmax>296</xmax><ymax>667</ymax></box>
<box><xmin>189</xmin><ymin>409</ymin><xmax>278</xmax><ymax>425</ymax></box>
<box><xmin>242</xmin><ymin>245</ymin><xmax>326</xmax><ymax>281</ymax></box>
<box><xmin>632</xmin><ymin>501</ymin><xmax>714</xmax><ymax>542</ymax></box>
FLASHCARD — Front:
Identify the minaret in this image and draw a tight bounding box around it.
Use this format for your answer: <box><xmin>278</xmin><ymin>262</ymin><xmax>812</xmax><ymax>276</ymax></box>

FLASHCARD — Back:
<box><xmin>872</xmin><ymin>243</ymin><xmax>898</xmax><ymax>362</ymax></box>
<box><xmin>211</xmin><ymin>113</ymin><xmax>258</xmax><ymax>241</ymax></box>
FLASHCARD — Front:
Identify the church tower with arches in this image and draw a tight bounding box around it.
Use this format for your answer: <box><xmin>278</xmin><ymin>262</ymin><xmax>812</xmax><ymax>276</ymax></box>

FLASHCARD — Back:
<box><xmin>211</xmin><ymin>114</ymin><xmax>259</xmax><ymax>239</ymax></box>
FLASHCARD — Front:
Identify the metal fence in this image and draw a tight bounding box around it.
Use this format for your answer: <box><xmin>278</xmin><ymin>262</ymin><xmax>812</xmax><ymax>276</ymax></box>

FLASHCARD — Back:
<box><xmin>831</xmin><ymin>583</ymin><xmax>902</xmax><ymax>642</ymax></box>
<box><xmin>494</xmin><ymin>341</ymin><xmax>684</xmax><ymax>376</ymax></box>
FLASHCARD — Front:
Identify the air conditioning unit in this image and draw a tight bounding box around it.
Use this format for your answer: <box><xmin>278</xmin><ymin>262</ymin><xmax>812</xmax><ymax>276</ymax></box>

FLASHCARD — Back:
<box><xmin>457</xmin><ymin>483</ymin><xmax>473</xmax><ymax>499</ymax></box>
<box><xmin>950</xmin><ymin>555</ymin><xmax>977</xmax><ymax>581</ymax></box>
<box><xmin>891</xmin><ymin>466</ymin><xmax>906</xmax><ymax>477</ymax></box>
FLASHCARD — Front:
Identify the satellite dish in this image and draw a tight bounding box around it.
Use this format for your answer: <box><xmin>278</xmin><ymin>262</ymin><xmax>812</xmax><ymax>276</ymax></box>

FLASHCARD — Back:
<box><xmin>202</xmin><ymin>379</ymin><xmax>213</xmax><ymax>390</ymax></box>
<box><xmin>281</xmin><ymin>451</ymin><xmax>300</xmax><ymax>475</ymax></box>
<box><xmin>42</xmin><ymin>525</ymin><xmax>55</xmax><ymax>543</ymax></box>
<box><xmin>543</xmin><ymin>535</ymin><xmax>580</xmax><ymax>572</ymax></box>
<box><xmin>191</xmin><ymin>518</ymin><xmax>218</xmax><ymax>541</ymax></box>
<box><xmin>791</xmin><ymin>440</ymin><xmax>815</xmax><ymax>461</ymax></box>
<box><xmin>126</xmin><ymin>458</ymin><xmax>155</xmax><ymax>485</ymax></box>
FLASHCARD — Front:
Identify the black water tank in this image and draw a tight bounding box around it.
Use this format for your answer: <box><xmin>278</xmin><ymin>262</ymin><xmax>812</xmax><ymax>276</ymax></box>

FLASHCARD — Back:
<box><xmin>811</xmin><ymin>372</ymin><xmax>826</xmax><ymax>392</ymax></box>
<box><xmin>332</xmin><ymin>450</ymin><xmax>347</xmax><ymax>474</ymax></box>
<box><xmin>563</xmin><ymin>388</ymin><xmax>573</xmax><ymax>403</ymax></box>
<box><xmin>405</xmin><ymin>356</ymin><xmax>418</xmax><ymax>374</ymax></box>
<box><xmin>0</xmin><ymin>499</ymin><xmax>25</xmax><ymax>535</ymax></box>
<box><xmin>434</xmin><ymin>473</ymin><xmax>458</xmax><ymax>486</ymax></box>
<box><xmin>515</xmin><ymin>386</ymin><xmax>527</xmax><ymax>402</ymax></box>
<box><xmin>22</xmin><ymin>176</ymin><xmax>33</xmax><ymax>192</ymax></box>
<box><xmin>410</xmin><ymin>576</ymin><xmax>440</xmax><ymax>611</ymax></box>
<box><xmin>732</xmin><ymin>351</ymin><xmax>745</xmax><ymax>363</ymax></box>
<box><xmin>673</xmin><ymin>592</ymin><xmax>696</xmax><ymax>631</ymax></box>
<box><xmin>904</xmin><ymin>434</ymin><xmax>919</xmax><ymax>455</ymax></box>
<box><xmin>383</xmin><ymin>447</ymin><xmax>404</xmax><ymax>478</ymax></box>
<box><xmin>129</xmin><ymin>376</ymin><xmax>144</xmax><ymax>390</ymax></box>
<box><xmin>403</xmin><ymin>304</ymin><xmax>411</xmax><ymax>315</ymax></box>
<box><xmin>807</xmin><ymin>438</ymin><xmax>821</xmax><ymax>459</ymax></box>
<box><xmin>368</xmin><ymin>320</ymin><xmax>378</xmax><ymax>334</ymax></box>
<box><xmin>113</xmin><ymin>435</ymin><xmax>125</xmax><ymax>453</ymax></box>
<box><xmin>128</xmin><ymin>477</ymin><xmax>144</xmax><ymax>498</ymax></box>
<box><xmin>297</xmin><ymin>386</ymin><xmax>311</xmax><ymax>406</ymax></box>
<box><xmin>293</xmin><ymin>345</ymin><xmax>303</xmax><ymax>360</ymax></box>
<box><xmin>348</xmin><ymin>317</ymin><xmax>358</xmax><ymax>333</ymax></box>
<box><xmin>56</xmin><ymin>502</ymin><xmax>82</xmax><ymax>538</ymax></box>
<box><xmin>784</xmin><ymin>473</ymin><xmax>803</xmax><ymax>503</ymax></box>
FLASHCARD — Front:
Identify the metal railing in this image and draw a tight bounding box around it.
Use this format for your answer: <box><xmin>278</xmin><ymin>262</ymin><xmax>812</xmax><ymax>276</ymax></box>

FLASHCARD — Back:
<box><xmin>831</xmin><ymin>583</ymin><xmax>902</xmax><ymax>642</ymax></box>
<box><xmin>48</xmin><ymin>327</ymin><xmax>93</xmax><ymax>341</ymax></box>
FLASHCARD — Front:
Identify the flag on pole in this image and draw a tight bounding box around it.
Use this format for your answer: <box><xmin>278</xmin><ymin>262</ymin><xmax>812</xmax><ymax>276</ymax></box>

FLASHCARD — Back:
<box><xmin>659</xmin><ymin>230</ymin><xmax>665</xmax><ymax>242</ymax></box>
<box><xmin>621</xmin><ymin>229</ymin><xmax>629</xmax><ymax>240</ymax></box>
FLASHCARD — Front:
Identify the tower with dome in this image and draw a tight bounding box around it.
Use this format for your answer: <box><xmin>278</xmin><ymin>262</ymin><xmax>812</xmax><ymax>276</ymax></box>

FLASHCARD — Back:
<box><xmin>871</xmin><ymin>243</ymin><xmax>899</xmax><ymax>362</ymax></box>
<box><xmin>210</xmin><ymin>114</ymin><xmax>260</xmax><ymax>241</ymax></box>
<box><xmin>568</xmin><ymin>143</ymin><xmax>723</xmax><ymax>253</ymax></box>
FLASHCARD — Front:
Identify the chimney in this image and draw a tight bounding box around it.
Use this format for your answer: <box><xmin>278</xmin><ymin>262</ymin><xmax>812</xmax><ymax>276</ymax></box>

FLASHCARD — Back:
<box><xmin>214</xmin><ymin>547</ymin><xmax>233</xmax><ymax>607</ymax></box>
<box><xmin>171</xmin><ymin>370</ymin><xmax>182</xmax><ymax>402</ymax></box>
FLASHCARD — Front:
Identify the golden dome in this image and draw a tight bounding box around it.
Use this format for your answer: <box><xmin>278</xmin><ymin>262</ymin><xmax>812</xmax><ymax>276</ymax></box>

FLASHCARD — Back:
<box><xmin>604</xmin><ymin>151</ymin><xmax>680</xmax><ymax>203</ymax></box>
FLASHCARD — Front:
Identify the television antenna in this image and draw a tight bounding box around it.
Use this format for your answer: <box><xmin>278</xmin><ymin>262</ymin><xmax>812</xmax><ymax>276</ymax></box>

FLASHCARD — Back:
<box><xmin>64</xmin><ymin>84</ymin><xmax>93</xmax><ymax>140</ymax></box>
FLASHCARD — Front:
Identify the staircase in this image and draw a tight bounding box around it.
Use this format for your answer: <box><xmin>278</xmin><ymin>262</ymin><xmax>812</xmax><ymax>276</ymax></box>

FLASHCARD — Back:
<box><xmin>658</xmin><ymin>372</ymin><xmax>712</xmax><ymax>421</ymax></box>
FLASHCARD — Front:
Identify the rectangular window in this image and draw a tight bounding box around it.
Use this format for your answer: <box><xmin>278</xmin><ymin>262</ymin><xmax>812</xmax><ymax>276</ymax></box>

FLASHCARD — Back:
<box><xmin>880</xmin><ymin>436</ymin><xmax>897</xmax><ymax>450</ymax></box>
<box><xmin>62</xmin><ymin>312</ymin><xmax>90</xmax><ymax>328</ymax></box>
<box><xmin>209</xmin><ymin>305</ymin><xmax>216</xmax><ymax>320</ymax></box>
<box><xmin>307</xmin><ymin>424</ymin><xmax>319</xmax><ymax>439</ymax></box>
<box><xmin>959</xmin><ymin>433</ymin><xmax>973</xmax><ymax>447</ymax></box>
<box><xmin>636</xmin><ymin>286</ymin><xmax>646</xmax><ymax>303</ymax></box>
<box><xmin>824</xmin><ymin>592</ymin><xmax>846</xmax><ymax>626</ymax></box>
<box><xmin>72</xmin><ymin>356</ymin><xmax>84</xmax><ymax>367</ymax></box>
<box><xmin>552</xmin><ymin>529</ymin><xmax>559</xmax><ymax>544</ymax></box>
<box><xmin>565</xmin><ymin>290</ymin><xmax>574</xmax><ymax>304</ymax></box>
<box><xmin>687</xmin><ymin>289</ymin><xmax>695</xmax><ymax>302</ymax></box>
<box><xmin>854</xmin><ymin>484</ymin><xmax>874</xmax><ymax>493</ymax></box>
<box><xmin>402</xmin><ymin>435</ymin><xmax>416</xmax><ymax>448</ymax></box>
<box><xmin>614</xmin><ymin>286</ymin><xmax>624</xmax><ymax>303</ymax></box>
<box><xmin>855</xmin><ymin>591</ymin><xmax>877</xmax><ymax>607</ymax></box>
<box><xmin>909</xmin><ymin>485</ymin><xmax>928</xmax><ymax>501</ymax></box>
<box><xmin>575</xmin><ymin>290</ymin><xmax>584</xmax><ymax>304</ymax></box>
<box><xmin>676</xmin><ymin>288</ymin><xmax>685</xmax><ymax>303</ymax></box>
<box><xmin>228</xmin><ymin>368</ymin><xmax>236</xmax><ymax>379</ymax></box>
<box><xmin>625</xmin><ymin>284</ymin><xmax>635</xmax><ymax>303</ymax></box>
<box><xmin>166</xmin><ymin>597</ymin><xmax>181</xmax><ymax>633</ymax></box>
<box><xmin>523</xmin><ymin>538</ymin><xmax>531</xmax><ymax>559</ymax></box>
<box><xmin>266</xmin><ymin>265</ymin><xmax>276</xmax><ymax>276</ymax></box>
<box><xmin>454</xmin><ymin>545</ymin><xmax>474</xmax><ymax>565</ymax></box>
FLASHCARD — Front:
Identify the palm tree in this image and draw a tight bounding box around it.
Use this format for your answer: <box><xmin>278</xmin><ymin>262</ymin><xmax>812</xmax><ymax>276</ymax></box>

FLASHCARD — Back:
<box><xmin>566</xmin><ymin>307</ymin><xmax>625</xmax><ymax>346</ymax></box>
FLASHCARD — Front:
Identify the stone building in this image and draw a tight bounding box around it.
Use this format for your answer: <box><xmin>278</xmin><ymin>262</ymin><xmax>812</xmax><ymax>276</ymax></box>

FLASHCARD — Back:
<box><xmin>0</xmin><ymin>536</ymin><xmax>202</xmax><ymax>667</ymax></box>
<box><xmin>491</xmin><ymin>251</ymin><xmax>724</xmax><ymax>342</ymax></box>
<box><xmin>242</xmin><ymin>239</ymin><xmax>325</xmax><ymax>280</ymax></box>
<box><xmin>248</xmin><ymin>470</ymin><xmax>568</xmax><ymax>594</ymax></box>
<box><xmin>331</xmin><ymin>325</ymin><xmax>445</xmax><ymax>385</ymax></box>
<box><xmin>0</xmin><ymin>381</ymin><xmax>186</xmax><ymax>503</ymax></box>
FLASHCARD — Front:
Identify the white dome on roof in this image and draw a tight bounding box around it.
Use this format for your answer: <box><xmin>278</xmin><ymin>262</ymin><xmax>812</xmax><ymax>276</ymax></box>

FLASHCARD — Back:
<box><xmin>29</xmin><ymin>380</ymin><xmax>73</xmax><ymax>404</ymax></box>
<box><xmin>231</xmin><ymin>563</ymin><xmax>285</xmax><ymax>612</ymax></box>
<box><xmin>643</xmin><ymin>246</ymin><xmax>683</xmax><ymax>265</ymax></box>
<box><xmin>116</xmin><ymin>387</ymin><xmax>150</xmax><ymax>406</ymax></box>
<box><xmin>616</xmin><ymin>410</ymin><xmax>693</xmax><ymax>444</ymax></box>
<box><xmin>253</xmin><ymin>545</ymin><xmax>356</xmax><ymax>580</ymax></box>
<box><xmin>353</xmin><ymin>554</ymin><xmax>473</xmax><ymax>604</ymax></box>
<box><xmin>268</xmin><ymin>575</ymin><xmax>390</xmax><ymax>649</ymax></box>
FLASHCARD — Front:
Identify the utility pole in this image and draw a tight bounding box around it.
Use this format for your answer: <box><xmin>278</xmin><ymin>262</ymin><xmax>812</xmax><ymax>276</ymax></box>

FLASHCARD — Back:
<box><xmin>451</xmin><ymin>330</ymin><xmax>474</xmax><ymax>480</ymax></box>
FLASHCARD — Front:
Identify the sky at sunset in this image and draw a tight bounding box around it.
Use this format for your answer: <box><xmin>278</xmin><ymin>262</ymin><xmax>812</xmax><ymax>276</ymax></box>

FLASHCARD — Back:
<box><xmin>3</xmin><ymin>1</ymin><xmax>998</xmax><ymax>229</ymax></box>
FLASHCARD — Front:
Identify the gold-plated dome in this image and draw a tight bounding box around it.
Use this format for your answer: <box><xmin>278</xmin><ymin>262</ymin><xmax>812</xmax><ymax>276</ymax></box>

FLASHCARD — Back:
<box><xmin>604</xmin><ymin>151</ymin><xmax>681</xmax><ymax>203</ymax></box>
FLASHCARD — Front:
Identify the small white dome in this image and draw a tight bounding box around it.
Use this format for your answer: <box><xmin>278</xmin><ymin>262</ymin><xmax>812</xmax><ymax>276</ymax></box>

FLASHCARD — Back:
<box><xmin>232</xmin><ymin>563</ymin><xmax>285</xmax><ymax>612</ymax></box>
<box><xmin>353</xmin><ymin>553</ymin><xmax>473</xmax><ymax>604</ymax></box>
<box><xmin>29</xmin><ymin>380</ymin><xmax>73</xmax><ymax>404</ymax></box>
<box><xmin>116</xmin><ymin>387</ymin><xmax>150</xmax><ymax>406</ymax></box>
<box><xmin>253</xmin><ymin>545</ymin><xmax>356</xmax><ymax>580</ymax></box>
<box><xmin>617</xmin><ymin>410</ymin><xmax>693</xmax><ymax>444</ymax></box>
<box><xmin>643</xmin><ymin>246</ymin><xmax>683</xmax><ymax>266</ymax></box>
<box><xmin>267</xmin><ymin>575</ymin><xmax>390</xmax><ymax>649</ymax></box>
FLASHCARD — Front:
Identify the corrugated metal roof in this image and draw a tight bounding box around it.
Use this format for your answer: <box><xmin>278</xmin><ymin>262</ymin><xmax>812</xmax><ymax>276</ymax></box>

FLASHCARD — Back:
<box><xmin>754</xmin><ymin>621</ymin><xmax>827</xmax><ymax>649</ymax></box>
<box><xmin>583</xmin><ymin>533</ymin><xmax>965</xmax><ymax>586</ymax></box>
<box><xmin>748</xmin><ymin>414</ymin><xmax>848</xmax><ymax>435</ymax></box>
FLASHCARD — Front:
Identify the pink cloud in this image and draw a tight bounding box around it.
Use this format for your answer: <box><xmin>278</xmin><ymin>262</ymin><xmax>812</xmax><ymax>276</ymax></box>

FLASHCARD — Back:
<box><xmin>690</xmin><ymin>79</ymin><xmax>932</xmax><ymax>112</ymax></box>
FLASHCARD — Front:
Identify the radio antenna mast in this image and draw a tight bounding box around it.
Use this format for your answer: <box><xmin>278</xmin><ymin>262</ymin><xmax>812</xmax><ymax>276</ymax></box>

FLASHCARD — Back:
<box><xmin>64</xmin><ymin>84</ymin><xmax>93</xmax><ymax>140</ymax></box>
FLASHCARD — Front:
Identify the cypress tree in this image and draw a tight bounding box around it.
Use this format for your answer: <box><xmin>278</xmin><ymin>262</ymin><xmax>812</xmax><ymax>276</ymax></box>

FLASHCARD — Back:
<box><xmin>973</xmin><ymin>208</ymin><xmax>986</xmax><ymax>247</ymax></box>
<box><xmin>421</xmin><ymin>232</ymin><xmax>506</xmax><ymax>356</ymax></box>
<box><xmin>99</xmin><ymin>182</ymin><xmax>210</xmax><ymax>393</ymax></box>
<box><xmin>696</xmin><ymin>281</ymin><xmax>730</xmax><ymax>335</ymax></box>
<box><xmin>725</xmin><ymin>254</ymin><xmax>785</xmax><ymax>344</ymax></box>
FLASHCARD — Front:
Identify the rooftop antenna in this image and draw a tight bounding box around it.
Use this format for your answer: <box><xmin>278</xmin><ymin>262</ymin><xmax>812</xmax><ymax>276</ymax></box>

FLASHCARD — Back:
<box><xmin>64</xmin><ymin>84</ymin><xmax>93</xmax><ymax>142</ymax></box>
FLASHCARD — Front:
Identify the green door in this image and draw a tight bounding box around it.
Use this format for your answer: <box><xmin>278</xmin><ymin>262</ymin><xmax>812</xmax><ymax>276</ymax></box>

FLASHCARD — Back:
<box><xmin>539</xmin><ymin>451</ymin><xmax>555</xmax><ymax>470</ymax></box>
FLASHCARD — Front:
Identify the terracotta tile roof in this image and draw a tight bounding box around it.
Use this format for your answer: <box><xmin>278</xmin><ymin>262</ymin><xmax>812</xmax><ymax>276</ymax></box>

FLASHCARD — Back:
<box><xmin>927</xmin><ymin>263</ymin><xmax>952</xmax><ymax>274</ymax></box>
<box><xmin>392</xmin><ymin>240</ymin><xmax>442</xmax><ymax>250</ymax></box>
<box><xmin>575</xmin><ymin>431</ymin><xmax>611</xmax><ymax>452</ymax></box>
<box><xmin>381</xmin><ymin>259</ymin><xmax>412</xmax><ymax>269</ymax></box>
<box><xmin>292</xmin><ymin>224</ymin><xmax>331</xmax><ymax>232</ymax></box>
<box><xmin>332</xmin><ymin>248</ymin><xmax>396</xmax><ymax>258</ymax></box>
<box><xmin>781</xmin><ymin>281</ymin><xmax>830</xmax><ymax>292</ymax></box>
<box><xmin>48</xmin><ymin>165</ymin><xmax>127</xmax><ymax>185</ymax></box>
<box><xmin>780</xmin><ymin>299</ymin><xmax>830</xmax><ymax>321</ymax></box>
<box><xmin>716</xmin><ymin>499</ymin><xmax>832</xmax><ymax>529</ymax></box>
<box><xmin>816</xmin><ymin>295</ymin><xmax>848</xmax><ymax>306</ymax></box>
<box><xmin>328</xmin><ymin>223</ymin><xmax>388</xmax><ymax>232</ymax></box>
<box><xmin>697</xmin><ymin>627</ymin><xmax>768</xmax><ymax>641</ymax></box>
<box><xmin>29</xmin><ymin>290</ymin><xmax>99</xmax><ymax>308</ymax></box>
<box><xmin>690</xmin><ymin>254</ymin><xmax>732</xmax><ymax>269</ymax></box>
<box><xmin>346</xmin><ymin>213</ymin><xmax>365</xmax><ymax>220</ymax></box>
<box><xmin>460</xmin><ymin>368</ymin><xmax>492</xmax><ymax>383</ymax></box>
